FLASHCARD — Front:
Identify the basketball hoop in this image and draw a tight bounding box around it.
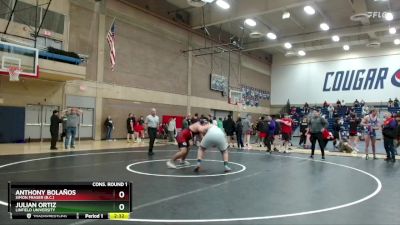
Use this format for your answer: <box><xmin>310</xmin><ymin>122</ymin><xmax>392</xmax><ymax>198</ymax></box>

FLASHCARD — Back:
<box><xmin>7</xmin><ymin>66</ymin><xmax>22</xmax><ymax>82</ymax></box>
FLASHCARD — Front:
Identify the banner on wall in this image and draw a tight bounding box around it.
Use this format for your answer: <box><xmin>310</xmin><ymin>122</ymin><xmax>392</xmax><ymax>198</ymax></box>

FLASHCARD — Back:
<box><xmin>271</xmin><ymin>54</ymin><xmax>400</xmax><ymax>105</ymax></box>
<box><xmin>241</xmin><ymin>85</ymin><xmax>270</xmax><ymax>107</ymax></box>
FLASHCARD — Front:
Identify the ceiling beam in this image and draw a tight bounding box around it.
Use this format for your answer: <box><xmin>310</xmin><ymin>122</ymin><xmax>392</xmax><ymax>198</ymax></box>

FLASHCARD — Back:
<box><xmin>243</xmin><ymin>20</ymin><xmax>400</xmax><ymax>51</ymax></box>
<box><xmin>191</xmin><ymin>0</ymin><xmax>322</xmax><ymax>29</ymax></box>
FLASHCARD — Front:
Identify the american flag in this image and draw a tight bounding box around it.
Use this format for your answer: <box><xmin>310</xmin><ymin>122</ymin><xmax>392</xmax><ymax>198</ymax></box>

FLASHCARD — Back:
<box><xmin>106</xmin><ymin>21</ymin><xmax>116</xmax><ymax>71</ymax></box>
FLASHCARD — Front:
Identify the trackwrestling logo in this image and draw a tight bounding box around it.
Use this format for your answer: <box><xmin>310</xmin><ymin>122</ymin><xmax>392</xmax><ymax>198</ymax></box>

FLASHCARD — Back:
<box><xmin>391</xmin><ymin>69</ymin><xmax>400</xmax><ymax>87</ymax></box>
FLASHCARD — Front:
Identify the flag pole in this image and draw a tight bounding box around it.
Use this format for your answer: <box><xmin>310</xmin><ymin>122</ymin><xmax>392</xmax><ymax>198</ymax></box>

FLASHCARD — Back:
<box><xmin>107</xmin><ymin>17</ymin><xmax>116</xmax><ymax>32</ymax></box>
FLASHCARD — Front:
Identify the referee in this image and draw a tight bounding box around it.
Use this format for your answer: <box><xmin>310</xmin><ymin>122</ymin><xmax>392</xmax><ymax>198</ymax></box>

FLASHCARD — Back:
<box><xmin>145</xmin><ymin>108</ymin><xmax>160</xmax><ymax>156</ymax></box>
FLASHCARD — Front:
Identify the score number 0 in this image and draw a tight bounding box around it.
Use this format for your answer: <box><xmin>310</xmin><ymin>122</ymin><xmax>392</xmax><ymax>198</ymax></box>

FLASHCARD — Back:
<box><xmin>118</xmin><ymin>191</ymin><xmax>126</xmax><ymax>211</ymax></box>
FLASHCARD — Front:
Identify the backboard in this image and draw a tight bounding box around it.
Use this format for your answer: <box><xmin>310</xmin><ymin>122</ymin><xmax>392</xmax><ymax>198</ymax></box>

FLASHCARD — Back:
<box><xmin>0</xmin><ymin>41</ymin><xmax>39</xmax><ymax>78</ymax></box>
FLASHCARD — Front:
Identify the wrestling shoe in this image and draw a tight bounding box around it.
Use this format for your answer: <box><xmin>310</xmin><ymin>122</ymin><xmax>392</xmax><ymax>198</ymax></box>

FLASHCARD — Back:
<box><xmin>224</xmin><ymin>166</ymin><xmax>232</xmax><ymax>173</ymax></box>
<box><xmin>166</xmin><ymin>160</ymin><xmax>177</xmax><ymax>169</ymax></box>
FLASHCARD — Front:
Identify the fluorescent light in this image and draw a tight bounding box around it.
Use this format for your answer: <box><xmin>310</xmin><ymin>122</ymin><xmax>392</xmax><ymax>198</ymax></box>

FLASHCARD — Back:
<box><xmin>282</xmin><ymin>12</ymin><xmax>291</xmax><ymax>19</ymax></box>
<box><xmin>389</xmin><ymin>27</ymin><xmax>397</xmax><ymax>34</ymax></box>
<box><xmin>343</xmin><ymin>45</ymin><xmax>350</xmax><ymax>51</ymax></box>
<box><xmin>216</xmin><ymin>0</ymin><xmax>230</xmax><ymax>9</ymax></box>
<box><xmin>385</xmin><ymin>12</ymin><xmax>394</xmax><ymax>21</ymax></box>
<box><xmin>284</xmin><ymin>42</ymin><xmax>292</xmax><ymax>49</ymax></box>
<box><xmin>244</xmin><ymin>18</ymin><xmax>256</xmax><ymax>27</ymax></box>
<box><xmin>202</xmin><ymin>0</ymin><xmax>215</xmax><ymax>3</ymax></box>
<box><xmin>298</xmin><ymin>50</ymin><xmax>306</xmax><ymax>56</ymax></box>
<box><xmin>304</xmin><ymin>6</ymin><xmax>315</xmax><ymax>15</ymax></box>
<box><xmin>320</xmin><ymin>23</ymin><xmax>330</xmax><ymax>31</ymax></box>
<box><xmin>266</xmin><ymin>32</ymin><xmax>277</xmax><ymax>40</ymax></box>
<box><xmin>394</xmin><ymin>39</ymin><xmax>400</xmax><ymax>45</ymax></box>
<box><xmin>331</xmin><ymin>35</ymin><xmax>340</xmax><ymax>42</ymax></box>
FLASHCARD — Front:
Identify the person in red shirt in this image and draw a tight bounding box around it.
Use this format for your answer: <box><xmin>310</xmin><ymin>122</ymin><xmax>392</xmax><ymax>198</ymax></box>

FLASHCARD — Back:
<box><xmin>276</xmin><ymin>114</ymin><xmax>293</xmax><ymax>153</ymax></box>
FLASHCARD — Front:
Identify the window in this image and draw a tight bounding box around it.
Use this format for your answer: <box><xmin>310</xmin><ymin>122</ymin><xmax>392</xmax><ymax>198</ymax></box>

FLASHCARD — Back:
<box><xmin>2</xmin><ymin>1</ymin><xmax>65</xmax><ymax>35</ymax></box>
<box><xmin>0</xmin><ymin>0</ymin><xmax>13</xmax><ymax>20</ymax></box>
<box><xmin>13</xmin><ymin>1</ymin><xmax>40</xmax><ymax>28</ymax></box>
<box><xmin>41</xmin><ymin>10</ymin><xmax>64</xmax><ymax>34</ymax></box>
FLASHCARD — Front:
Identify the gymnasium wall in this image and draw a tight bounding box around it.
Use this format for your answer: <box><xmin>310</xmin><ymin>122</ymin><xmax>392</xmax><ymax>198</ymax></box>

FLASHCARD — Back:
<box><xmin>0</xmin><ymin>76</ymin><xmax>63</xmax><ymax>107</ymax></box>
<box><xmin>102</xmin><ymin>99</ymin><xmax>186</xmax><ymax>138</ymax></box>
<box><xmin>271</xmin><ymin>45</ymin><xmax>400</xmax><ymax>106</ymax></box>
<box><xmin>68</xmin><ymin>3</ymin><xmax>99</xmax><ymax>81</ymax></box>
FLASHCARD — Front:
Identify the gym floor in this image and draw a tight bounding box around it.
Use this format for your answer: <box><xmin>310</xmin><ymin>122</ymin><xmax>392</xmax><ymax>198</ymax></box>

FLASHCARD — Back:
<box><xmin>0</xmin><ymin>144</ymin><xmax>398</xmax><ymax>225</ymax></box>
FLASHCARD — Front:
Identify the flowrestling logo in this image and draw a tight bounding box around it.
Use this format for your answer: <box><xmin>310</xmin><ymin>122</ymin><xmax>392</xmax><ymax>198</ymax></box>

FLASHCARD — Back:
<box><xmin>391</xmin><ymin>69</ymin><xmax>400</xmax><ymax>87</ymax></box>
<box><xmin>323</xmin><ymin>67</ymin><xmax>400</xmax><ymax>92</ymax></box>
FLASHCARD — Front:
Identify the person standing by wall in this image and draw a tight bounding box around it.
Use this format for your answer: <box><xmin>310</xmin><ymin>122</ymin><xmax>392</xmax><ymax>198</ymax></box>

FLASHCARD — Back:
<box><xmin>167</xmin><ymin>117</ymin><xmax>176</xmax><ymax>143</ymax></box>
<box><xmin>65</xmin><ymin>108</ymin><xmax>81</xmax><ymax>150</ymax></box>
<box><xmin>236</xmin><ymin>117</ymin><xmax>244</xmax><ymax>149</ymax></box>
<box><xmin>104</xmin><ymin>115</ymin><xmax>114</xmax><ymax>141</ymax></box>
<box><xmin>382</xmin><ymin>112</ymin><xmax>397</xmax><ymax>162</ymax></box>
<box><xmin>126</xmin><ymin>113</ymin><xmax>135</xmax><ymax>143</ymax></box>
<box><xmin>224</xmin><ymin>115</ymin><xmax>236</xmax><ymax>148</ymax></box>
<box><xmin>242</xmin><ymin>115</ymin><xmax>252</xmax><ymax>149</ymax></box>
<box><xmin>50</xmin><ymin>110</ymin><xmax>62</xmax><ymax>150</ymax></box>
<box><xmin>308</xmin><ymin>110</ymin><xmax>328</xmax><ymax>160</ymax></box>
<box><xmin>145</xmin><ymin>108</ymin><xmax>160</xmax><ymax>156</ymax></box>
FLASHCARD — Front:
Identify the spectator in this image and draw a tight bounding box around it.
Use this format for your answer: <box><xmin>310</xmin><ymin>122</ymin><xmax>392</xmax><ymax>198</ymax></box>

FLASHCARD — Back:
<box><xmin>348</xmin><ymin>113</ymin><xmax>361</xmax><ymax>152</ymax></box>
<box><xmin>332</xmin><ymin>117</ymin><xmax>341</xmax><ymax>150</ymax></box>
<box><xmin>236</xmin><ymin>118</ymin><xmax>244</xmax><ymax>149</ymax></box>
<box><xmin>336</xmin><ymin>99</ymin><xmax>341</xmax><ymax>108</ymax></box>
<box><xmin>60</xmin><ymin>111</ymin><xmax>69</xmax><ymax>142</ymax></box>
<box><xmin>65</xmin><ymin>108</ymin><xmax>81</xmax><ymax>150</ymax></box>
<box><xmin>276</xmin><ymin>114</ymin><xmax>293</xmax><ymax>153</ymax></box>
<box><xmin>126</xmin><ymin>113</ymin><xmax>135</xmax><ymax>143</ymax></box>
<box><xmin>167</xmin><ymin>118</ymin><xmax>176</xmax><ymax>142</ymax></box>
<box><xmin>394</xmin><ymin>97</ymin><xmax>399</xmax><ymax>108</ymax></box>
<box><xmin>354</xmin><ymin>99</ymin><xmax>360</xmax><ymax>107</ymax></box>
<box><xmin>360</xmin><ymin>99</ymin><xmax>365</xmax><ymax>107</ymax></box>
<box><xmin>145</xmin><ymin>108</ymin><xmax>160</xmax><ymax>156</ymax></box>
<box><xmin>134</xmin><ymin>119</ymin><xmax>144</xmax><ymax>143</ymax></box>
<box><xmin>242</xmin><ymin>115</ymin><xmax>252</xmax><ymax>148</ymax></box>
<box><xmin>303</xmin><ymin>102</ymin><xmax>310</xmax><ymax>114</ymax></box>
<box><xmin>382</xmin><ymin>112</ymin><xmax>397</xmax><ymax>162</ymax></box>
<box><xmin>212</xmin><ymin>116</ymin><xmax>218</xmax><ymax>126</ymax></box>
<box><xmin>50</xmin><ymin>110</ymin><xmax>62</xmax><ymax>150</ymax></box>
<box><xmin>323</xmin><ymin>101</ymin><xmax>328</xmax><ymax>108</ymax></box>
<box><xmin>256</xmin><ymin>116</ymin><xmax>267</xmax><ymax>147</ymax></box>
<box><xmin>388</xmin><ymin>98</ymin><xmax>394</xmax><ymax>107</ymax></box>
<box><xmin>308</xmin><ymin>110</ymin><xmax>328</xmax><ymax>160</ymax></box>
<box><xmin>299</xmin><ymin>117</ymin><xmax>308</xmax><ymax>147</ymax></box>
<box><xmin>183</xmin><ymin>114</ymin><xmax>191</xmax><ymax>129</ymax></box>
<box><xmin>273</xmin><ymin>115</ymin><xmax>282</xmax><ymax>151</ymax></box>
<box><xmin>217</xmin><ymin>118</ymin><xmax>224</xmax><ymax>131</ymax></box>
<box><xmin>208</xmin><ymin>114</ymin><xmax>213</xmax><ymax>123</ymax></box>
<box><xmin>104</xmin><ymin>115</ymin><xmax>114</xmax><ymax>141</ymax></box>
<box><xmin>191</xmin><ymin>113</ymin><xmax>199</xmax><ymax>124</ymax></box>
<box><xmin>396</xmin><ymin>113</ymin><xmax>400</xmax><ymax>153</ymax></box>
<box><xmin>265</xmin><ymin>116</ymin><xmax>276</xmax><ymax>152</ymax></box>
<box><xmin>224</xmin><ymin>115</ymin><xmax>236</xmax><ymax>148</ymax></box>
<box><xmin>328</xmin><ymin>104</ymin><xmax>334</xmax><ymax>119</ymax></box>
<box><xmin>362</xmin><ymin>104</ymin><xmax>369</xmax><ymax>116</ymax></box>
<box><xmin>341</xmin><ymin>99</ymin><xmax>346</xmax><ymax>106</ymax></box>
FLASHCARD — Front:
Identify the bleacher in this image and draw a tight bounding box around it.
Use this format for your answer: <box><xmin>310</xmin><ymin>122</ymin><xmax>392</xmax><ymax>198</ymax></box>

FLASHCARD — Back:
<box><xmin>291</xmin><ymin>105</ymin><xmax>400</xmax><ymax>136</ymax></box>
